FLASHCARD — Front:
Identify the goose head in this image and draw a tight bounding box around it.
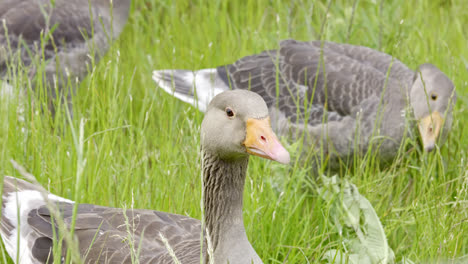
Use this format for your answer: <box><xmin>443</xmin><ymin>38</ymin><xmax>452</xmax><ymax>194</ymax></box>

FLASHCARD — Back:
<box><xmin>410</xmin><ymin>63</ymin><xmax>456</xmax><ymax>152</ymax></box>
<box><xmin>201</xmin><ymin>90</ymin><xmax>290</xmax><ymax>164</ymax></box>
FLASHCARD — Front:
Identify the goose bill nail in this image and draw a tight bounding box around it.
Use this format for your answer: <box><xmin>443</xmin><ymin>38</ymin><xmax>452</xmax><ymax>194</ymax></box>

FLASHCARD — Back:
<box><xmin>418</xmin><ymin>111</ymin><xmax>443</xmax><ymax>152</ymax></box>
<box><xmin>243</xmin><ymin>118</ymin><xmax>290</xmax><ymax>164</ymax></box>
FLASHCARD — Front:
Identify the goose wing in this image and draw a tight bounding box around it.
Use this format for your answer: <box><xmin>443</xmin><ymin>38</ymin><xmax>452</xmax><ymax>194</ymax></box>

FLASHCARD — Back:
<box><xmin>1</xmin><ymin>177</ymin><xmax>205</xmax><ymax>264</ymax></box>
<box><xmin>28</xmin><ymin>203</ymin><xmax>204</xmax><ymax>264</ymax></box>
<box><xmin>0</xmin><ymin>0</ymin><xmax>130</xmax><ymax>82</ymax></box>
<box><xmin>0</xmin><ymin>0</ymin><xmax>95</xmax><ymax>71</ymax></box>
<box><xmin>221</xmin><ymin>40</ymin><xmax>414</xmax><ymax>126</ymax></box>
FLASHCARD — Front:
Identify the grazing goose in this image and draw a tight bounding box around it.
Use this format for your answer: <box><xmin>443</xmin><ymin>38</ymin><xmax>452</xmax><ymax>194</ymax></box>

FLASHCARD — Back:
<box><xmin>1</xmin><ymin>90</ymin><xmax>290</xmax><ymax>263</ymax></box>
<box><xmin>153</xmin><ymin>40</ymin><xmax>456</xmax><ymax>166</ymax></box>
<box><xmin>0</xmin><ymin>0</ymin><xmax>131</xmax><ymax>114</ymax></box>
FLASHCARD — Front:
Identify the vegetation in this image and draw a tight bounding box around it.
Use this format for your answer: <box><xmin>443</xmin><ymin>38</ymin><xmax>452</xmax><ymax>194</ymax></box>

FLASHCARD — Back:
<box><xmin>1</xmin><ymin>0</ymin><xmax>467</xmax><ymax>263</ymax></box>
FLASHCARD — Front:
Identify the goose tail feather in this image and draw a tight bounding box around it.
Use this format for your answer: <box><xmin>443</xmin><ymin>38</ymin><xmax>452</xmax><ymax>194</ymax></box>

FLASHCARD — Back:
<box><xmin>1</xmin><ymin>176</ymin><xmax>72</xmax><ymax>263</ymax></box>
<box><xmin>152</xmin><ymin>68</ymin><xmax>230</xmax><ymax>112</ymax></box>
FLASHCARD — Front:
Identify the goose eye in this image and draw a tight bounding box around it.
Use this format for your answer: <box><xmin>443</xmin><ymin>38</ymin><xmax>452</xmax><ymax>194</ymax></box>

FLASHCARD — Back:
<box><xmin>430</xmin><ymin>93</ymin><xmax>438</xmax><ymax>101</ymax></box>
<box><xmin>225</xmin><ymin>107</ymin><xmax>235</xmax><ymax>118</ymax></box>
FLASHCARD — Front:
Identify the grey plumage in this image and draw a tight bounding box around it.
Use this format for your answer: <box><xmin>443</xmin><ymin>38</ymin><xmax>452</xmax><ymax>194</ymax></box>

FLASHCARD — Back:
<box><xmin>153</xmin><ymin>40</ymin><xmax>456</xmax><ymax>167</ymax></box>
<box><xmin>1</xmin><ymin>177</ymin><xmax>203</xmax><ymax>263</ymax></box>
<box><xmin>1</xmin><ymin>90</ymin><xmax>290</xmax><ymax>263</ymax></box>
<box><xmin>0</xmin><ymin>0</ymin><xmax>131</xmax><ymax>114</ymax></box>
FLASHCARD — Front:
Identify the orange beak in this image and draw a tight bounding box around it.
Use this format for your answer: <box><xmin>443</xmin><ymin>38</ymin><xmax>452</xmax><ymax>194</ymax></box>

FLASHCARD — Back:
<box><xmin>418</xmin><ymin>111</ymin><xmax>443</xmax><ymax>152</ymax></box>
<box><xmin>243</xmin><ymin>117</ymin><xmax>290</xmax><ymax>164</ymax></box>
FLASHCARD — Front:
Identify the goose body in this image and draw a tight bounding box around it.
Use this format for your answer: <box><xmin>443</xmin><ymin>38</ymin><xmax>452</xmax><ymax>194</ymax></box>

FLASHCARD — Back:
<box><xmin>0</xmin><ymin>0</ymin><xmax>131</xmax><ymax>113</ymax></box>
<box><xmin>1</xmin><ymin>90</ymin><xmax>290</xmax><ymax>263</ymax></box>
<box><xmin>153</xmin><ymin>40</ymin><xmax>456</xmax><ymax>166</ymax></box>
<box><xmin>1</xmin><ymin>178</ymin><xmax>204</xmax><ymax>263</ymax></box>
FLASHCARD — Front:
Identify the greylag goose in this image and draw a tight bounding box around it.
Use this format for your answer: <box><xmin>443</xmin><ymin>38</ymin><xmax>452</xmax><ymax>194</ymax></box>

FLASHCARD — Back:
<box><xmin>153</xmin><ymin>40</ymin><xmax>456</xmax><ymax>166</ymax></box>
<box><xmin>0</xmin><ymin>0</ymin><xmax>131</xmax><ymax>114</ymax></box>
<box><xmin>1</xmin><ymin>90</ymin><xmax>290</xmax><ymax>263</ymax></box>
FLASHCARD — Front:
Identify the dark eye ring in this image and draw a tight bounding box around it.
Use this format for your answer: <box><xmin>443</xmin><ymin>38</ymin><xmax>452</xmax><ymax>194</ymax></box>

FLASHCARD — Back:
<box><xmin>430</xmin><ymin>93</ymin><xmax>438</xmax><ymax>101</ymax></box>
<box><xmin>225</xmin><ymin>107</ymin><xmax>235</xmax><ymax>118</ymax></box>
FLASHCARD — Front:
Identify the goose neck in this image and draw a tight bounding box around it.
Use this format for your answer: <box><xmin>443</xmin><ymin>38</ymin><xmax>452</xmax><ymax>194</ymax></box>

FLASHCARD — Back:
<box><xmin>201</xmin><ymin>151</ymin><xmax>249</xmax><ymax>251</ymax></box>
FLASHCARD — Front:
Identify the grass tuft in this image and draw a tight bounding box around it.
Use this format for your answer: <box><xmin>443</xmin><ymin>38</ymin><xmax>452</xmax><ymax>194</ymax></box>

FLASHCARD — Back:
<box><xmin>1</xmin><ymin>0</ymin><xmax>467</xmax><ymax>263</ymax></box>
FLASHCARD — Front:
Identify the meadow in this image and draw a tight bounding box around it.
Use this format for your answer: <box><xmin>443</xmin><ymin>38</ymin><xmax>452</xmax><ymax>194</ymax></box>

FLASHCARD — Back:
<box><xmin>1</xmin><ymin>0</ymin><xmax>467</xmax><ymax>263</ymax></box>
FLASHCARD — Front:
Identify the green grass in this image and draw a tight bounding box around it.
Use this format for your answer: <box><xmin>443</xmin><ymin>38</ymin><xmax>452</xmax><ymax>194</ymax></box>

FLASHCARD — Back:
<box><xmin>1</xmin><ymin>0</ymin><xmax>468</xmax><ymax>263</ymax></box>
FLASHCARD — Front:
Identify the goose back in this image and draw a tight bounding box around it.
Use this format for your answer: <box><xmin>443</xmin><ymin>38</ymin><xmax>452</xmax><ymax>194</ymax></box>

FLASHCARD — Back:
<box><xmin>0</xmin><ymin>0</ymin><xmax>131</xmax><ymax>114</ymax></box>
<box><xmin>1</xmin><ymin>176</ymin><xmax>206</xmax><ymax>264</ymax></box>
<box><xmin>220</xmin><ymin>40</ymin><xmax>414</xmax><ymax>124</ymax></box>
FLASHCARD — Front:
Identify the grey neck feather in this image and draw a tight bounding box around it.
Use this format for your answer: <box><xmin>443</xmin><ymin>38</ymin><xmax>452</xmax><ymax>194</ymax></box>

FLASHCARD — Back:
<box><xmin>202</xmin><ymin>150</ymin><xmax>262</xmax><ymax>264</ymax></box>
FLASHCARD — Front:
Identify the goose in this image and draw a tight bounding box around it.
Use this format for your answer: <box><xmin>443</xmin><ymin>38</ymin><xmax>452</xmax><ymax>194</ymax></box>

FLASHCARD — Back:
<box><xmin>1</xmin><ymin>90</ymin><xmax>290</xmax><ymax>263</ymax></box>
<box><xmin>153</xmin><ymin>40</ymin><xmax>456</xmax><ymax>167</ymax></box>
<box><xmin>0</xmin><ymin>0</ymin><xmax>131</xmax><ymax>115</ymax></box>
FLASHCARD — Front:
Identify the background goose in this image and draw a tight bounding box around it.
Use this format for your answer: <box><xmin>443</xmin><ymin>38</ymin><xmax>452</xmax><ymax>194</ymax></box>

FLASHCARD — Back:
<box><xmin>153</xmin><ymin>40</ymin><xmax>456</xmax><ymax>166</ymax></box>
<box><xmin>1</xmin><ymin>90</ymin><xmax>290</xmax><ymax>263</ymax></box>
<box><xmin>0</xmin><ymin>0</ymin><xmax>131</xmax><ymax>115</ymax></box>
